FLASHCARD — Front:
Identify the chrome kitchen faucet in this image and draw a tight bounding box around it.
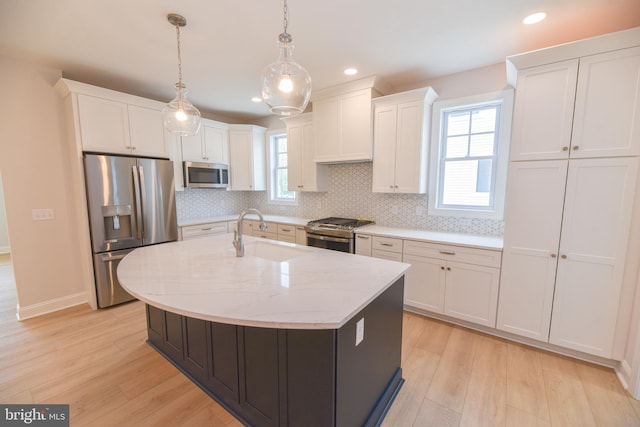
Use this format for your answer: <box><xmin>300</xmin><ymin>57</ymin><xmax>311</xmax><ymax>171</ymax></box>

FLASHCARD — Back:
<box><xmin>233</xmin><ymin>208</ymin><xmax>267</xmax><ymax>257</ymax></box>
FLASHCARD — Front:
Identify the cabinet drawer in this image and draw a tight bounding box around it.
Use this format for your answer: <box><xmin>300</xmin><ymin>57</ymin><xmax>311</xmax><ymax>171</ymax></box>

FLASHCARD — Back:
<box><xmin>278</xmin><ymin>235</ymin><xmax>296</xmax><ymax>244</ymax></box>
<box><xmin>403</xmin><ymin>240</ymin><xmax>502</xmax><ymax>268</ymax></box>
<box><xmin>372</xmin><ymin>249</ymin><xmax>403</xmax><ymax>262</ymax></box>
<box><xmin>246</xmin><ymin>220</ymin><xmax>277</xmax><ymax>234</ymax></box>
<box><xmin>181</xmin><ymin>222</ymin><xmax>228</xmax><ymax>240</ymax></box>
<box><xmin>277</xmin><ymin>224</ymin><xmax>296</xmax><ymax>237</ymax></box>
<box><xmin>253</xmin><ymin>230</ymin><xmax>278</xmax><ymax>240</ymax></box>
<box><xmin>355</xmin><ymin>234</ymin><xmax>373</xmax><ymax>256</ymax></box>
<box><xmin>372</xmin><ymin>236</ymin><xmax>403</xmax><ymax>254</ymax></box>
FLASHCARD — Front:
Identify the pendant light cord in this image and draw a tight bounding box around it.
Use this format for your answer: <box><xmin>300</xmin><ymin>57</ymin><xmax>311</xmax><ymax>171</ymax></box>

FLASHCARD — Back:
<box><xmin>283</xmin><ymin>0</ymin><xmax>288</xmax><ymax>36</ymax></box>
<box><xmin>175</xmin><ymin>25</ymin><xmax>183</xmax><ymax>86</ymax></box>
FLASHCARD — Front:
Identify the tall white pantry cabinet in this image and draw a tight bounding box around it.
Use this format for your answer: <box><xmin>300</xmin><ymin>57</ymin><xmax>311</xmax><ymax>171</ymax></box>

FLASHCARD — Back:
<box><xmin>497</xmin><ymin>40</ymin><xmax>640</xmax><ymax>359</ymax></box>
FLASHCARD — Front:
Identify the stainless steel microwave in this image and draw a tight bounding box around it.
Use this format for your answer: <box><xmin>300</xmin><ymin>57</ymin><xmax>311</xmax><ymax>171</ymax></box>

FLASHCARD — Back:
<box><xmin>184</xmin><ymin>161</ymin><xmax>229</xmax><ymax>188</ymax></box>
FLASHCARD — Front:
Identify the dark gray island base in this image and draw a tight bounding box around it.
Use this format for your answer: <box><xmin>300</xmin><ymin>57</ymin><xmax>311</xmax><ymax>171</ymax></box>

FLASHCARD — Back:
<box><xmin>145</xmin><ymin>277</ymin><xmax>404</xmax><ymax>427</ymax></box>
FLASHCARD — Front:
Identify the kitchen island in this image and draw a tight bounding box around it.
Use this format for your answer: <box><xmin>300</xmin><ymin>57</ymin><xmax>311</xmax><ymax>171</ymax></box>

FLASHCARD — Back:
<box><xmin>117</xmin><ymin>233</ymin><xmax>410</xmax><ymax>427</ymax></box>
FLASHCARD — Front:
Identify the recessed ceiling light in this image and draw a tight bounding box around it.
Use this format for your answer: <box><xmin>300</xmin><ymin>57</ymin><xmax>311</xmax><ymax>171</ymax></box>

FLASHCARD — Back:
<box><xmin>523</xmin><ymin>12</ymin><xmax>547</xmax><ymax>25</ymax></box>
<box><xmin>251</xmin><ymin>97</ymin><xmax>263</xmax><ymax>103</ymax></box>
<box><xmin>344</xmin><ymin>68</ymin><xmax>358</xmax><ymax>76</ymax></box>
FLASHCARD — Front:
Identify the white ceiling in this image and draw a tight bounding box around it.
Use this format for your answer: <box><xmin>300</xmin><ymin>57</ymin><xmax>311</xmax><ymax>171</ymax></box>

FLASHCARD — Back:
<box><xmin>1</xmin><ymin>0</ymin><xmax>639</xmax><ymax>122</ymax></box>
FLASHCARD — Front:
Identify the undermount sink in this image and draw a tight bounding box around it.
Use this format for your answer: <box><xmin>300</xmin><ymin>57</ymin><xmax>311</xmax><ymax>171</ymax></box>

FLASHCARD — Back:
<box><xmin>244</xmin><ymin>240</ymin><xmax>311</xmax><ymax>262</ymax></box>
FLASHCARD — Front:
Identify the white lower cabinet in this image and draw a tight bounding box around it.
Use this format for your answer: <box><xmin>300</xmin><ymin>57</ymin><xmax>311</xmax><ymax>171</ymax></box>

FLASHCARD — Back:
<box><xmin>497</xmin><ymin>157</ymin><xmax>639</xmax><ymax>358</ymax></box>
<box><xmin>355</xmin><ymin>234</ymin><xmax>372</xmax><ymax>256</ymax></box>
<box><xmin>295</xmin><ymin>226</ymin><xmax>307</xmax><ymax>245</ymax></box>
<box><xmin>179</xmin><ymin>222</ymin><xmax>228</xmax><ymax>240</ymax></box>
<box><xmin>402</xmin><ymin>240</ymin><xmax>502</xmax><ymax>328</ymax></box>
<box><xmin>277</xmin><ymin>224</ymin><xmax>296</xmax><ymax>243</ymax></box>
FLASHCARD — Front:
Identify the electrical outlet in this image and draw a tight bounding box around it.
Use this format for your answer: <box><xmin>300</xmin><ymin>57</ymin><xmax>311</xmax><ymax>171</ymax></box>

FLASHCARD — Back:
<box><xmin>355</xmin><ymin>318</ymin><xmax>364</xmax><ymax>346</ymax></box>
<box><xmin>32</xmin><ymin>208</ymin><xmax>55</xmax><ymax>221</ymax></box>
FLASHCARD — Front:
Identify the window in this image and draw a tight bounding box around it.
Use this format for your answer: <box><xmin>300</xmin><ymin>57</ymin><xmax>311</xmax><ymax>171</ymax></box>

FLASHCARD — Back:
<box><xmin>428</xmin><ymin>90</ymin><xmax>513</xmax><ymax>219</ymax></box>
<box><xmin>268</xmin><ymin>131</ymin><xmax>297</xmax><ymax>205</ymax></box>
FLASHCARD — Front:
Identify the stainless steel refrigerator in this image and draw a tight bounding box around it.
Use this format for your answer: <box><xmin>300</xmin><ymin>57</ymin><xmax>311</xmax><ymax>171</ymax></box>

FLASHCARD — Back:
<box><xmin>84</xmin><ymin>154</ymin><xmax>178</xmax><ymax>308</ymax></box>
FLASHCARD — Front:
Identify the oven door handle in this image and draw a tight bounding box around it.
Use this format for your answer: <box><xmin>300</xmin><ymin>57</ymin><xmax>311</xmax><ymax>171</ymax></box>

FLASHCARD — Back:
<box><xmin>307</xmin><ymin>233</ymin><xmax>351</xmax><ymax>244</ymax></box>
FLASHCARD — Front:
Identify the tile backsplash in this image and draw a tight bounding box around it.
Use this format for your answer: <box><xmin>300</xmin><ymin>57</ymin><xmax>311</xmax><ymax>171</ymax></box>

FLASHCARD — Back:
<box><xmin>176</xmin><ymin>162</ymin><xmax>503</xmax><ymax>236</ymax></box>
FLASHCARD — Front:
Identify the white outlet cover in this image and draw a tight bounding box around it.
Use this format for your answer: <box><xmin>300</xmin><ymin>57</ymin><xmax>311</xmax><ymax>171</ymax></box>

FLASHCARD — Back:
<box><xmin>356</xmin><ymin>317</ymin><xmax>364</xmax><ymax>346</ymax></box>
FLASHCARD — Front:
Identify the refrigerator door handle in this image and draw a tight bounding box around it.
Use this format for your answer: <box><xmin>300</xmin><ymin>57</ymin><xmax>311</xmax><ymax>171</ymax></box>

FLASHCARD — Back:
<box><xmin>132</xmin><ymin>166</ymin><xmax>143</xmax><ymax>241</ymax></box>
<box><xmin>137</xmin><ymin>165</ymin><xmax>146</xmax><ymax>239</ymax></box>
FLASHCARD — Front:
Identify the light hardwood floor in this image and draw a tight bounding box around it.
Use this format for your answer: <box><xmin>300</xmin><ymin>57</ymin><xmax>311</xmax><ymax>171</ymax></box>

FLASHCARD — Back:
<box><xmin>1</xmin><ymin>253</ymin><xmax>639</xmax><ymax>426</ymax></box>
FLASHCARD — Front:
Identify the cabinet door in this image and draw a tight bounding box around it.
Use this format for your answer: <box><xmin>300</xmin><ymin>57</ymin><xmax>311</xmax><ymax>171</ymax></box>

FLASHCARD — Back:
<box><xmin>510</xmin><ymin>60</ymin><xmax>578</xmax><ymax>161</ymax></box>
<box><xmin>77</xmin><ymin>94</ymin><xmax>131</xmax><ymax>153</ymax></box>
<box><xmin>394</xmin><ymin>100</ymin><xmax>427</xmax><ymax>193</ymax></box>
<box><xmin>300</xmin><ymin>121</ymin><xmax>328</xmax><ymax>191</ymax></box>
<box><xmin>444</xmin><ymin>261</ymin><xmax>500</xmax><ymax>328</ymax></box>
<box><xmin>203</xmin><ymin>125</ymin><xmax>229</xmax><ymax>164</ymax></box>
<box><xmin>496</xmin><ymin>160</ymin><xmax>567</xmax><ymax>341</ymax></box>
<box><xmin>295</xmin><ymin>226</ymin><xmax>307</xmax><ymax>245</ymax></box>
<box><xmin>313</xmin><ymin>97</ymin><xmax>341</xmax><ymax>162</ymax></box>
<box><xmin>181</xmin><ymin>133</ymin><xmax>205</xmax><ymax>162</ymax></box>
<box><xmin>229</xmin><ymin>130</ymin><xmax>254</xmax><ymax>190</ymax></box>
<box><xmin>354</xmin><ymin>234</ymin><xmax>372</xmax><ymax>256</ymax></box>
<box><xmin>341</xmin><ymin>89</ymin><xmax>373</xmax><ymax>161</ymax></box>
<box><xmin>372</xmin><ymin>104</ymin><xmax>398</xmax><ymax>192</ymax></box>
<box><xmin>402</xmin><ymin>254</ymin><xmax>445</xmax><ymax>313</ymax></box>
<box><xmin>287</xmin><ymin>123</ymin><xmax>303</xmax><ymax>190</ymax></box>
<box><xmin>128</xmin><ymin>105</ymin><xmax>168</xmax><ymax>158</ymax></box>
<box><xmin>549</xmin><ymin>157</ymin><xmax>639</xmax><ymax>358</ymax></box>
<box><xmin>571</xmin><ymin>47</ymin><xmax>640</xmax><ymax>158</ymax></box>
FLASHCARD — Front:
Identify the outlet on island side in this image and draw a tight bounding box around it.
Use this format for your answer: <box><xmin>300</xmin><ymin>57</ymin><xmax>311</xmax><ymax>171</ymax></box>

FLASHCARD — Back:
<box><xmin>356</xmin><ymin>317</ymin><xmax>364</xmax><ymax>346</ymax></box>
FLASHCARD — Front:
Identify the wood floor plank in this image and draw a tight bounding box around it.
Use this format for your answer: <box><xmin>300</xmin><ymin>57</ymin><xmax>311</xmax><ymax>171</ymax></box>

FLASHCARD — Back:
<box><xmin>575</xmin><ymin>361</ymin><xmax>640</xmax><ymax>426</ymax></box>
<box><xmin>382</xmin><ymin>347</ymin><xmax>441</xmax><ymax>426</ymax></box>
<box><xmin>426</xmin><ymin>327</ymin><xmax>478</xmax><ymax>412</ymax></box>
<box><xmin>413</xmin><ymin>398</ymin><xmax>462</xmax><ymax>427</ymax></box>
<box><xmin>543</xmin><ymin>369</ymin><xmax>597</xmax><ymax>427</ymax></box>
<box><xmin>460</xmin><ymin>335</ymin><xmax>507</xmax><ymax>427</ymax></box>
<box><xmin>506</xmin><ymin>342</ymin><xmax>550</xmax><ymax>421</ymax></box>
<box><xmin>505</xmin><ymin>405</ymin><xmax>550</xmax><ymax>427</ymax></box>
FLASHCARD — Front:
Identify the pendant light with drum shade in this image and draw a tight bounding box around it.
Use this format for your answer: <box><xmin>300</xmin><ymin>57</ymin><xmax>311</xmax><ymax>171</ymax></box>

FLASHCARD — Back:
<box><xmin>260</xmin><ymin>0</ymin><xmax>312</xmax><ymax>115</ymax></box>
<box><xmin>163</xmin><ymin>13</ymin><xmax>201</xmax><ymax>136</ymax></box>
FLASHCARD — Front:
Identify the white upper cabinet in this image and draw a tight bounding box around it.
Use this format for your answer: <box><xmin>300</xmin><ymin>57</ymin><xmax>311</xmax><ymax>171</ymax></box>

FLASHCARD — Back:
<box><xmin>372</xmin><ymin>87</ymin><xmax>437</xmax><ymax>193</ymax></box>
<box><xmin>228</xmin><ymin>125</ymin><xmax>266</xmax><ymax>191</ymax></box>
<box><xmin>181</xmin><ymin>119</ymin><xmax>229</xmax><ymax>164</ymax></box>
<box><xmin>571</xmin><ymin>47</ymin><xmax>640</xmax><ymax>158</ymax></box>
<box><xmin>282</xmin><ymin>113</ymin><xmax>328</xmax><ymax>192</ymax></box>
<box><xmin>77</xmin><ymin>94</ymin><xmax>132</xmax><ymax>154</ymax></box>
<box><xmin>312</xmin><ymin>76</ymin><xmax>388</xmax><ymax>163</ymax></box>
<box><xmin>509</xmin><ymin>46</ymin><xmax>640</xmax><ymax>161</ymax></box>
<box><xmin>58</xmin><ymin>80</ymin><xmax>169</xmax><ymax>159</ymax></box>
<box><xmin>509</xmin><ymin>60</ymin><xmax>578</xmax><ymax>161</ymax></box>
<box><xmin>127</xmin><ymin>105</ymin><xmax>167</xmax><ymax>158</ymax></box>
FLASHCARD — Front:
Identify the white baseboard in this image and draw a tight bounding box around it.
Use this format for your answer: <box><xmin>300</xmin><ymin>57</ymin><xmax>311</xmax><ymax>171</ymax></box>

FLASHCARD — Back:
<box><xmin>0</xmin><ymin>246</ymin><xmax>10</xmax><ymax>254</ymax></box>
<box><xmin>17</xmin><ymin>292</ymin><xmax>88</xmax><ymax>320</ymax></box>
<box><xmin>616</xmin><ymin>360</ymin><xmax>632</xmax><ymax>392</ymax></box>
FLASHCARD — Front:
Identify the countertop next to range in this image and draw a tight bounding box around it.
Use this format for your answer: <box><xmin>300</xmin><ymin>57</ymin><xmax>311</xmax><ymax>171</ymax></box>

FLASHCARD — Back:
<box><xmin>117</xmin><ymin>233</ymin><xmax>410</xmax><ymax>330</ymax></box>
<box><xmin>178</xmin><ymin>215</ymin><xmax>503</xmax><ymax>250</ymax></box>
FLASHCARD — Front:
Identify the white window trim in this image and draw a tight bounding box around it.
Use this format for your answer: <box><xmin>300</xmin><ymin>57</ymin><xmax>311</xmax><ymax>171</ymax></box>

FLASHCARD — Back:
<box><xmin>428</xmin><ymin>89</ymin><xmax>514</xmax><ymax>220</ymax></box>
<box><xmin>267</xmin><ymin>129</ymin><xmax>297</xmax><ymax>206</ymax></box>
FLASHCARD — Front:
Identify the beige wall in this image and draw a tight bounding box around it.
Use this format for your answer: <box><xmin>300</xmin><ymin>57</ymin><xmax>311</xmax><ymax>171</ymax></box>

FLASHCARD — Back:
<box><xmin>0</xmin><ymin>174</ymin><xmax>9</xmax><ymax>253</ymax></box>
<box><xmin>0</xmin><ymin>56</ymin><xmax>87</xmax><ymax>315</ymax></box>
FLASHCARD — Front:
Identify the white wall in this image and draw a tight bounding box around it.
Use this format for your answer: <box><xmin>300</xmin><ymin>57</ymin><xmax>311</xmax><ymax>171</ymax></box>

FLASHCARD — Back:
<box><xmin>0</xmin><ymin>56</ymin><xmax>87</xmax><ymax>318</ymax></box>
<box><xmin>0</xmin><ymin>174</ymin><xmax>9</xmax><ymax>253</ymax></box>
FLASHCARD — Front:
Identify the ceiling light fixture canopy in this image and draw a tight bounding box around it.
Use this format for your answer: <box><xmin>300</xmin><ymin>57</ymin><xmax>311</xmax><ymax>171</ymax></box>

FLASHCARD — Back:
<box><xmin>260</xmin><ymin>0</ymin><xmax>312</xmax><ymax>116</ymax></box>
<box><xmin>163</xmin><ymin>13</ymin><xmax>201</xmax><ymax>136</ymax></box>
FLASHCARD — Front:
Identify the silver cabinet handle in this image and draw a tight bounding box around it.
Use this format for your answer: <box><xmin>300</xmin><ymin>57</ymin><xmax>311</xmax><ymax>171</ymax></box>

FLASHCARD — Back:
<box><xmin>296</xmin><ymin>227</ymin><xmax>304</xmax><ymax>230</ymax></box>
<box><xmin>201</xmin><ymin>227</ymin><xmax>213</xmax><ymax>231</ymax></box>
<box><xmin>356</xmin><ymin>235</ymin><xmax>370</xmax><ymax>240</ymax></box>
<box><xmin>439</xmin><ymin>250</ymin><xmax>456</xmax><ymax>255</ymax></box>
<box><xmin>380</xmin><ymin>243</ymin><xmax>394</xmax><ymax>247</ymax></box>
<box><xmin>281</xmin><ymin>228</ymin><xmax>291</xmax><ymax>232</ymax></box>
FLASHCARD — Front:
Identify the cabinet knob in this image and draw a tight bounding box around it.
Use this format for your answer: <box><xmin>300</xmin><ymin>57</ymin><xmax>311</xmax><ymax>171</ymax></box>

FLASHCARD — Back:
<box><xmin>441</xmin><ymin>266</ymin><xmax>445</xmax><ymax>270</ymax></box>
<box><xmin>572</xmin><ymin>146</ymin><xmax>579</xmax><ymax>151</ymax></box>
<box><xmin>131</xmin><ymin>146</ymin><xmax>136</xmax><ymax>150</ymax></box>
<box><xmin>390</xmin><ymin>185</ymin><xmax>394</xmax><ymax>189</ymax></box>
<box><xmin>561</xmin><ymin>254</ymin><xmax>567</xmax><ymax>259</ymax></box>
<box><xmin>550</xmin><ymin>253</ymin><xmax>557</xmax><ymax>258</ymax></box>
<box><xmin>562</xmin><ymin>146</ymin><xmax>569</xmax><ymax>152</ymax></box>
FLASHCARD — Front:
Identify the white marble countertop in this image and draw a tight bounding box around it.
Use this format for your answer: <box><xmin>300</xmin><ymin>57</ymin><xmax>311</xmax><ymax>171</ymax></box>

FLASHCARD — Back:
<box><xmin>178</xmin><ymin>214</ymin><xmax>310</xmax><ymax>227</ymax></box>
<box><xmin>117</xmin><ymin>233</ymin><xmax>410</xmax><ymax>329</ymax></box>
<box><xmin>355</xmin><ymin>225</ymin><xmax>503</xmax><ymax>250</ymax></box>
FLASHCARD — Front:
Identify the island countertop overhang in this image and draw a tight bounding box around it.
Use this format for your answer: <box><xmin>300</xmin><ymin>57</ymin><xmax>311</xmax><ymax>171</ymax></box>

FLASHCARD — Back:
<box><xmin>117</xmin><ymin>233</ymin><xmax>411</xmax><ymax>329</ymax></box>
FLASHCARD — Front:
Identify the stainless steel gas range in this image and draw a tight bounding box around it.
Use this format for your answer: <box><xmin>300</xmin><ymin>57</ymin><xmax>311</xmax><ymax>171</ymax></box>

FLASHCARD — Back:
<box><xmin>304</xmin><ymin>217</ymin><xmax>374</xmax><ymax>253</ymax></box>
